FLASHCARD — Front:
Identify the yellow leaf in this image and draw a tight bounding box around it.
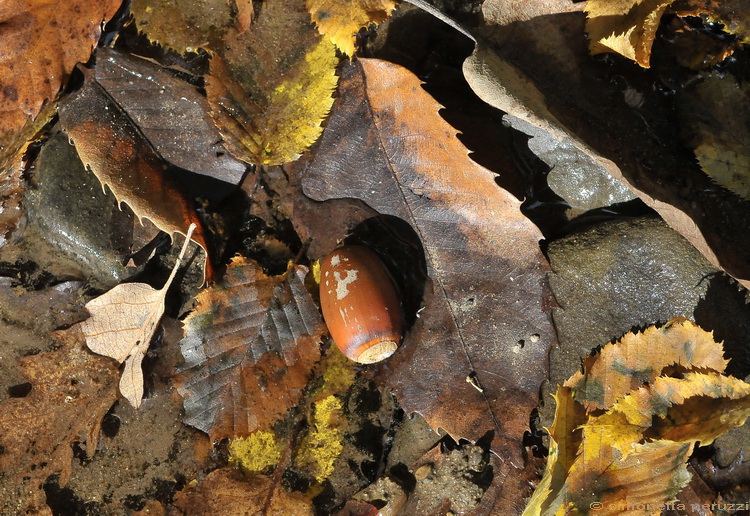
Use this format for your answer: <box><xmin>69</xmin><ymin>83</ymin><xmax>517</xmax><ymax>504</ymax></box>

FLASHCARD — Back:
<box><xmin>585</xmin><ymin>0</ymin><xmax>679</xmax><ymax>67</ymax></box>
<box><xmin>565</xmin><ymin>318</ymin><xmax>727</xmax><ymax>411</ymax></box>
<box><xmin>307</xmin><ymin>0</ymin><xmax>397</xmax><ymax>56</ymax></box>
<box><xmin>206</xmin><ymin>0</ymin><xmax>340</xmax><ymax>165</ymax></box>
<box><xmin>526</xmin><ymin>319</ymin><xmax>750</xmax><ymax>515</ymax></box>
<box><xmin>81</xmin><ymin>224</ymin><xmax>196</xmax><ymax>408</ymax></box>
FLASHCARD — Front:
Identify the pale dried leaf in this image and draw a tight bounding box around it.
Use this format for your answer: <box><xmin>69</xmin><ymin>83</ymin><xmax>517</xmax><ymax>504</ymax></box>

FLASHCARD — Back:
<box><xmin>82</xmin><ymin>224</ymin><xmax>196</xmax><ymax>408</ymax></box>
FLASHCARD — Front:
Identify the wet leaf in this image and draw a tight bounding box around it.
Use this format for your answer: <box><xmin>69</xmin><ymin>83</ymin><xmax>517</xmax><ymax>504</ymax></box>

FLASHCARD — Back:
<box><xmin>205</xmin><ymin>0</ymin><xmax>339</xmax><ymax>165</ymax></box>
<box><xmin>0</xmin><ymin>0</ymin><xmax>121</xmax><ymax>157</ymax></box>
<box><xmin>176</xmin><ymin>257</ymin><xmax>326</xmax><ymax>440</ymax></box>
<box><xmin>679</xmin><ymin>73</ymin><xmax>750</xmax><ymax>200</ymax></box>
<box><xmin>458</xmin><ymin>0</ymin><xmax>750</xmax><ymax>289</ymax></box>
<box><xmin>0</xmin><ymin>324</ymin><xmax>118</xmax><ymax>514</ymax></box>
<box><xmin>172</xmin><ymin>468</ymin><xmax>314</xmax><ymax>515</ymax></box>
<box><xmin>526</xmin><ymin>319</ymin><xmax>750</xmax><ymax>515</ymax></box>
<box><xmin>93</xmin><ymin>48</ymin><xmax>247</xmax><ymax>185</ymax></box>
<box><xmin>585</xmin><ymin>0</ymin><xmax>678</xmax><ymax>67</ymax></box>
<box><xmin>302</xmin><ymin>58</ymin><xmax>555</xmax><ymax>510</ymax></box>
<box><xmin>58</xmin><ymin>67</ymin><xmax>214</xmax><ymax>281</ymax></box>
<box><xmin>307</xmin><ymin>0</ymin><xmax>397</xmax><ymax>56</ymax></box>
<box><xmin>81</xmin><ymin>225</ymin><xmax>196</xmax><ymax>409</ymax></box>
<box><xmin>564</xmin><ymin>317</ymin><xmax>728</xmax><ymax>411</ymax></box>
<box><xmin>131</xmin><ymin>0</ymin><xmax>235</xmax><ymax>53</ymax></box>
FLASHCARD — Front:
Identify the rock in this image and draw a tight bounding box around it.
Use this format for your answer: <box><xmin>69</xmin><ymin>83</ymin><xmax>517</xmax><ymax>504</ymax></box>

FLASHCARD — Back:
<box><xmin>0</xmin><ymin>131</ymin><xmax>135</xmax><ymax>288</ymax></box>
<box><xmin>544</xmin><ymin>215</ymin><xmax>750</xmax><ymax>424</ymax></box>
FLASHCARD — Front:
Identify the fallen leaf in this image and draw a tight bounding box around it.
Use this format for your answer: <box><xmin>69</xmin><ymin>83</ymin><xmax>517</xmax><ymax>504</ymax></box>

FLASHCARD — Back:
<box><xmin>93</xmin><ymin>48</ymin><xmax>247</xmax><ymax>185</ymax></box>
<box><xmin>82</xmin><ymin>224</ymin><xmax>196</xmax><ymax>409</ymax></box>
<box><xmin>302</xmin><ymin>58</ymin><xmax>555</xmax><ymax>511</ymax></box>
<box><xmin>585</xmin><ymin>0</ymin><xmax>679</xmax><ymax>67</ymax></box>
<box><xmin>205</xmin><ymin>0</ymin><xmax>339</xmax><ymax>165</ymax></box>
<box><xmin>58</xmin><ymin>67</ymin><xmax>214</xmax><ymax>281</ymax></box>
<box><xmin>130</xmin><ymin>0</ymin><xmax>235</xmax><ymax>53</ymax></box>
<box><xmin>171</xmin><ymin>468</ymin><xmax>314</xmax><ymax>515</ymax></box>
<box><xmin>526</xmin><ymin>318</ymin><xmax>750</xmax><ymax>515</ymax></box>
<box><xmin>0</xmin><ymin>324</ymin><xmax>118</xmax><ymax>514</ymax></box>
<box><xmin>176</xmin><ymin>257</ymin><xmax>326</xmax><ymax>440</ymax></box>
<box><xmin>679</xmin><ymin>73</ymin><xmax>750</xmax><ymax>200</ymax></box>
<box><xmin>564</xmin><ymin>317</ymin><xmax>728</xmax><ymax>411</ymax></box>
<box><xmin>457</xmin><ymin>0</ymin><xmax>750</xmax><ymax>289</ymax></box>
<box><xmin>307</xmin><ymin>0</ymin><xmax>397</xmax><ymax>56</ymax></box>
<box><xmin>0</xmin><ymin>0</ymin><xmax>121</xmax><ymax>151</ymax></box>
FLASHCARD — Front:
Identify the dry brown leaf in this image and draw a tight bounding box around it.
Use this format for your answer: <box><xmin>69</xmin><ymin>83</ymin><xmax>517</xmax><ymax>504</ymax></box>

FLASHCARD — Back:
<box><xmin>0</xmin><ymin>324</ymin><xmax>118</xmax><ymax>514</ymax></box>
<box><xmin>176</xmin><ymin>257</ymin><xmax>326</xmax><ymax>440</ymax></box>
<box><xmin>586</xmin><ymin>0</ymin><xmax>679</xmax><ymax>67</ymax></box>
<box><xmin>171</xmin><ymin>468</ymin><xmax>314</xmax><ymax>515</ymax></box>
<box><xmin>58</xmin><ymin>67</ymin><xmax>214</xmax><ymax>282</ymax></box>
<box><xmin>525</xmin><ymin>319</ymin><xmax>750</xmax><ymax>515</ymax></box>
<box><xmin>82</xmin><ymin>225</ymin><xmax>196</xmax><ymax>409</ymax></box>
<box><xmin>307</xmin><ymin>0</ymin><xmax>397</xmax><ymax>56</ymax></box>
<box><xmin>0</xmin><ymin>0</ymin><xmax>120</xmax><ymax>144</ymax></box>
<box><xmin>301</xmin><ymin>58</ymin><xmax>555</xmax><ymax>511</ymax></box>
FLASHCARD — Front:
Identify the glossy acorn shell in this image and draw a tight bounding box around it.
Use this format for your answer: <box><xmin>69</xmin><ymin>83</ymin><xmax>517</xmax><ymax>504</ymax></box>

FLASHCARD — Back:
<box><xmin>319</xmin><ymin>245</ymin><xmax>403</xmax><ymax>364</ymax></box>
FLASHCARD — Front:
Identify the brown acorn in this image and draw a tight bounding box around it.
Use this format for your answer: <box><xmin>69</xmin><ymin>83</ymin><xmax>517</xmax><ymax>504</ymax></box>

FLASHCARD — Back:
<box><xmin>319</xmin><ymin>245</ymin><xmax>404</xmax><ymax>364</ymax></box>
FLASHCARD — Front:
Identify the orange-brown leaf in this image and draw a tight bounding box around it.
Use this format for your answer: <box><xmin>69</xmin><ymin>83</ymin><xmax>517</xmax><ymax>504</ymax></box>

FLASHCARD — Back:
<box><xmin>172</xmin><ymin>468</ymin><xmax>314</xmax><ymax>515</ymax></box>
<box><xmin>176</xmin><ymin>258</ymin><xmax>326</xmax><ymax>440</ymax></box>
<box><xmin>58</xmin><ymin>68</ymin><xmax>214</xmax><ymax>282</ymax></box>
<box><xmin>302</xmin><ymin>58</ymin><xmax>555</xmax><ymax>512</ymax></box>
<box><xmin>585</xmin><ymin>0</ymin><xmax>679</xmax><ymax>67</ymax></box>
<box><xmin>0</xmin><ymin>0</ymin><xmax>121</xmax><ymax>138</ymax></box>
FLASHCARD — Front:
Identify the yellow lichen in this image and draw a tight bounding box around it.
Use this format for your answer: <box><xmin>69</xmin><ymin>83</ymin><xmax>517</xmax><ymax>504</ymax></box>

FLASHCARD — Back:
<box><xmin>296</xmin><ymin>394</ymin><xmax>345</xmax><ymax>482</ymax></box>
<box><xmin>229</xmin><ymin>430</ymin><xmax>282</xmax><ymax>474</ymax></box>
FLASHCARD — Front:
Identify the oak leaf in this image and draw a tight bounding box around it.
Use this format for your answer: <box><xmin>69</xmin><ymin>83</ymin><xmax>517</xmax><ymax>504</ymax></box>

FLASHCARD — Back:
<box><xmin>585</xmin><ymin>0</ymin><xmax>678</xmax><ymax>67</ymax></box>
<box><xmin>0</xmin><ymin>0</ymin><xmax>120</xmax><ymax>157</ymax></box>
<box><xmin>525</xmin><ymin>319</ymin><xmax>750</xmax><ymax>515</ymax></box>
<box><xmin>172</xmin><ymin>468</ymin><xmax>314</xmax><ymax>515</ymax></box>
<box><xmin>176</xmin><ymin>257</ymin><xmax>326</xmax><ymax>440</ymax></box>
<box><xmin>82</xmin><ymin>224</ymin><xmax>196</xmax><ymax>409</ymax></box>
<box><xmin>205</xmin><ymin>0</ymin><xmax>339</xmax><ymax>165</ymax></box>
<box><xmin>0</xmin><ymin>324</ymin><xmax>118</xmax><ymax>514</ymax></box>
<box><xmin>58</xmin><ymin>66</ymin><xmax>214</xmax><ymax>281</ymax></box>
<box><xmin>307</xmin><ymin>0</ymin><xmax>397</xmax><ymax>56</ymax></box>
<box><xmin>301</xmin><ymin>58</ymin><xmax>555</xmax><ymax>511</ymax></box>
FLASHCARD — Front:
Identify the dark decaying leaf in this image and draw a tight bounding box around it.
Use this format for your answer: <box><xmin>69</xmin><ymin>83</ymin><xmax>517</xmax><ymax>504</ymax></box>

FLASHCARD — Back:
<box><xmin>462</xmin><ymin>0</ymin><xmax>750</xmax><ymax>289</ymax></box>
<box><xmin>172</xmin><ymin>468</ymin><xmax>314</xmax><ymax>515</ymax></box>
<box><xmin>58</xmin><ymin>67</ymin><xmax>214</xmax><ymax>281</ymax></box>
<box><xmin>302</xmin><ymin>58</ymin><xmax>555</xmax><ymax>511</ymax></box>
<box><xmin>0</xmin><ymin>324</ymin><xmax>118</xmax><ymax>515</ymax></box>
<box><xmin>93</xmin><ymin>48</ymin><xmax>247</xmax><ymax>185</ymax></box>
<box><xmin>176</xmin><ymin>257</ymin><xmax>326</xmax><ymax>440</ymax></box>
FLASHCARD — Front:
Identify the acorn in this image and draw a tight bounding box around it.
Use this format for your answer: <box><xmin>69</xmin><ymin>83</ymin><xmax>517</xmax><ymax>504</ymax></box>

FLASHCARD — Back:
<box><xmin>319</xmin><ymin>245</ymin><xmax>404</xmax><ymax>364</ymax></box>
